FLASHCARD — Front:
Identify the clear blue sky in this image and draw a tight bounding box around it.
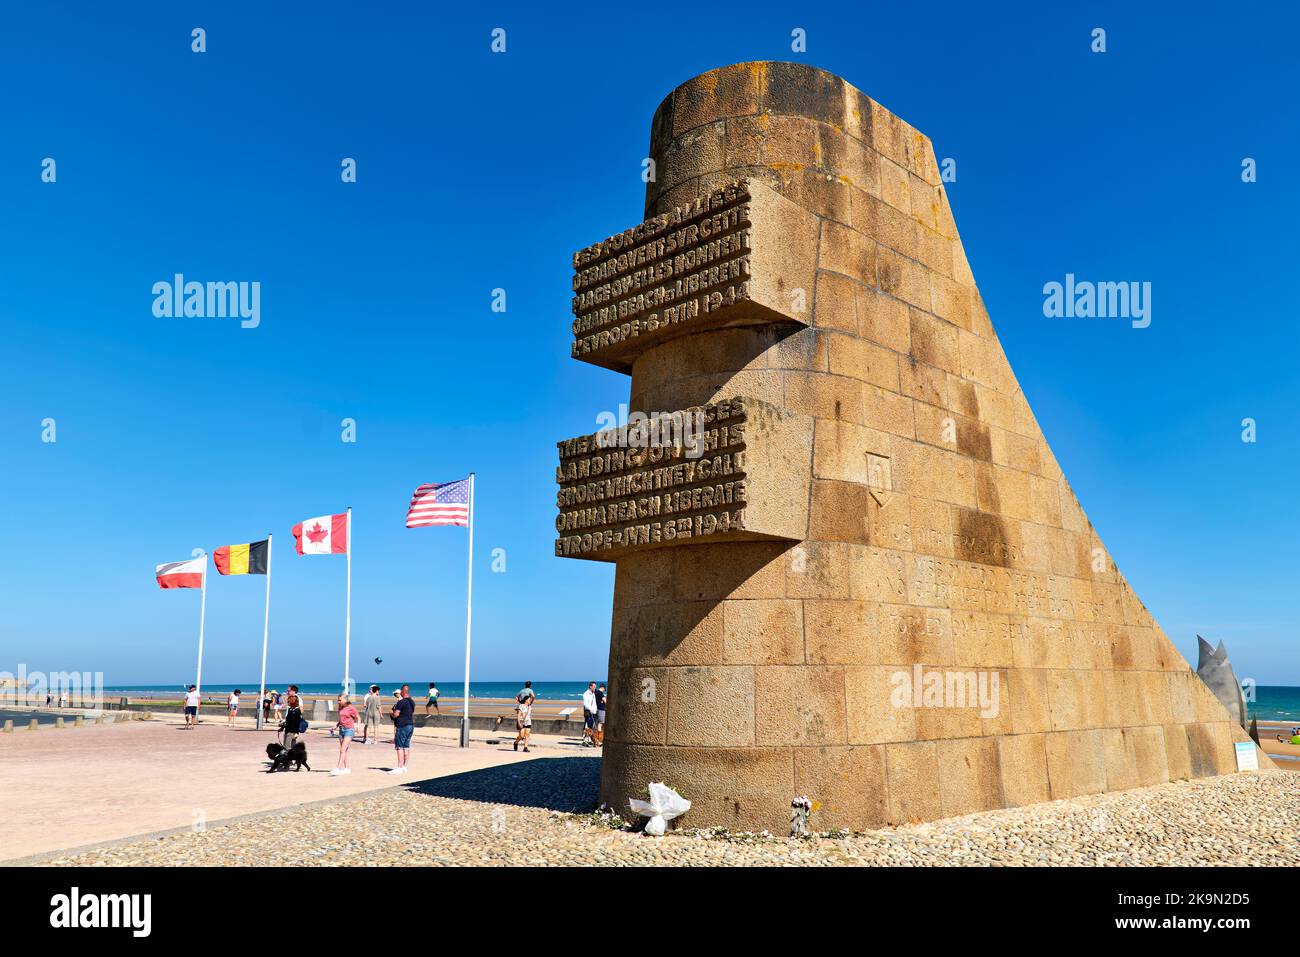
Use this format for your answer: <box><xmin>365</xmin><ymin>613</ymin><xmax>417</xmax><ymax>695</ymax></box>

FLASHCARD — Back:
<box><xmin>0</xmin><ymin>2</ymin><xmax>1295</xmax><ymax>687</ymax></box>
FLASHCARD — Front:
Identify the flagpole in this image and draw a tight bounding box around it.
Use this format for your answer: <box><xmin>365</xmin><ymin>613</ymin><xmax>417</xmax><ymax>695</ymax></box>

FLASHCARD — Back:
<box><xmin>344</xmin><ymin>506</ymin><xmax>352</xmax><ymax>696</ymax></box>
<box><xmin>257</xmin><ymin>534</ymin><xmax>272</xmax><ymax>730</ymax></box>
<box><xmin>460</xmin><ymin>473</ymin><xmax>475</xmax><ymax>747</ymax></box>
<box><xmin>195</xmin><ymin>554</ymin><xmax>208</xmax><ymax>706</ymax></box>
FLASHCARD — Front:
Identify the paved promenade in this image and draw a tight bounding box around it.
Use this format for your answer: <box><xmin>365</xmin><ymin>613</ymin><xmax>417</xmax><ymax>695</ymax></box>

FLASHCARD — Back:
<box><xmin>0</xmin><ymin>714</ymin><xmax>585</xmax><ymax>861</ymax></box>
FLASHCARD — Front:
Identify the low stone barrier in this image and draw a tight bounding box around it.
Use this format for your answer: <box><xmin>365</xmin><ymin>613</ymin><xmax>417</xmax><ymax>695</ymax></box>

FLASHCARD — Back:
<box><xmin>0</xmin><ymin>710</ymin><xmax>136</xmax><ymax>734</ymax></box>
<box><xmin>411</xmin><ymin>712</ymin><xmax>581</xmax><ymax>737</ymax></box>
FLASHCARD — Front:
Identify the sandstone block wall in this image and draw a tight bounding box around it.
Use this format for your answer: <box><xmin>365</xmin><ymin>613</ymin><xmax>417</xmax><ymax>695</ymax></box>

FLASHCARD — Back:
<box><xmin>565</xmin><ymin>61</ymin><xmax>1266</xmax><ymax>832</ymax></box>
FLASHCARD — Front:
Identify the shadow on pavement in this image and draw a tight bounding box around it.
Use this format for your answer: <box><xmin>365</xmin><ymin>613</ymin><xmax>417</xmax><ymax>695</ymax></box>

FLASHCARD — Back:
<box><xmin>404</xmin><ymin>756</ymin><xmax>600</xmax><ymax>812</ymax></box>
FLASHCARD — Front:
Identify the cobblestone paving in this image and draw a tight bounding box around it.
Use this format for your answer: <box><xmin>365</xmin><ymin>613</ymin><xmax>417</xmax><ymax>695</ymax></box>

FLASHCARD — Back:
<box><xmin>43</xmin><ymin>758</ymin><xmax>1300</xmax><ymax>866</ymax></box>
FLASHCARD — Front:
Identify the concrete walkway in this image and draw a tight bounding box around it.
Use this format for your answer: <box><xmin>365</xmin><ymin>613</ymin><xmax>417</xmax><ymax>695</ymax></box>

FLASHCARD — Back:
<box><xmin>0</xmin><ymin>714</ymin><xmax>593</xmax><ymax>861</ymax></box>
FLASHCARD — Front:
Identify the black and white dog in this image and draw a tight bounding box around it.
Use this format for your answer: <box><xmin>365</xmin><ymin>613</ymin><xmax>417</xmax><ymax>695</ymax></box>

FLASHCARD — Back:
<box><xmin>265</xmin><ymin>740</ymin><xmax>310</xmax><ymax>772</ymax></box>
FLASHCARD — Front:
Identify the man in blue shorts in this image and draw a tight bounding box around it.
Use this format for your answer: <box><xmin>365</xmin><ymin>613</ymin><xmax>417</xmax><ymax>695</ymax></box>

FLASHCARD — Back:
<box><xmin>183</xmin><ymin>685</ymin><xmax>200</xmax><ymax>729</ymax></box>
<box><xmin>389</xmin><ymin>684</ymin><xmax>415</xmax><ymax>774</ymax></box>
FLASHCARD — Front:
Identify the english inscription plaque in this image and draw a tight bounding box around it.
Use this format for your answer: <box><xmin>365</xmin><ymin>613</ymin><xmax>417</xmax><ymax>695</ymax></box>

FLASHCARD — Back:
<box><xmin>555</xmin><ymin>395</ymin><xmax>812</xmax><ymax>560</ymax></box>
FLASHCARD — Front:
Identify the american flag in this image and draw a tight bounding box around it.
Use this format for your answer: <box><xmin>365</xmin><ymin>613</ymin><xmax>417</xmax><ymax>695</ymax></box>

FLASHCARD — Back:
<box><xmin>406</xmin><ymin>478</ymin><xmax>471</xmax><ymax>528</ymax></box>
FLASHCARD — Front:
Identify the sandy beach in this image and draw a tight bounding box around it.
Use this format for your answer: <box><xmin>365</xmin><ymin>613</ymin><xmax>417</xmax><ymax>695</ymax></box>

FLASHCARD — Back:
<box><xmin>1254</xmin><ymin>721</ymin><xmax>1300</xmax><ymax>765</ymax></box>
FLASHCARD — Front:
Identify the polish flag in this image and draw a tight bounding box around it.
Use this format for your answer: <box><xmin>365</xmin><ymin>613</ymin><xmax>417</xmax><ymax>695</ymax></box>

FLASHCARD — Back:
<box><xmin>292</xmin><ymin>513</ymin><xmax>348</xmax><ymax>555</ymax></box>
<box><xmin>156</xmin><ymin>556</ymin><xmax>206</xmax><ymax>589</ymax></box>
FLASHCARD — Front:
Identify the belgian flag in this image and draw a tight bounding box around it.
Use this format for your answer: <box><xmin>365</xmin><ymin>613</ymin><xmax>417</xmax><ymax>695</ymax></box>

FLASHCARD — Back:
<box><xmin>213</xmin><ymin>540</ymin><xmax>269</xmax><ymax>575</ymax></box>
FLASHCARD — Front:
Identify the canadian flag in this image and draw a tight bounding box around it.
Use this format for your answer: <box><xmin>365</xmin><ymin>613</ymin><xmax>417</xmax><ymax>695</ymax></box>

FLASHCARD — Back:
<box><xmin>292</xmin><ymin>513</ymin><xmax>349</xmax><ymax>555</ymax></box>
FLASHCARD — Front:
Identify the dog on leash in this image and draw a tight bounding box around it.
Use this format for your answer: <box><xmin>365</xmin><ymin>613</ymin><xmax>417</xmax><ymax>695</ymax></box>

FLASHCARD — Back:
<box><xmin>265</xmin><ymin>740</ymin><xmax>310</xmax><ymax>772</ymax></box>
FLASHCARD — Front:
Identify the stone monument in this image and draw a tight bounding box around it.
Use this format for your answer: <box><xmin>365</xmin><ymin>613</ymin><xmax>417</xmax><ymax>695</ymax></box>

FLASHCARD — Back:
<box><xmin>555</xmin><ymin>62</ymin><xmax>1268</xmax><ymax>831</ymax></box>
<box><xmin>1195</xmin><ymin>635</ymin><xmax>1248</xmax><ymax>729</ymax></box>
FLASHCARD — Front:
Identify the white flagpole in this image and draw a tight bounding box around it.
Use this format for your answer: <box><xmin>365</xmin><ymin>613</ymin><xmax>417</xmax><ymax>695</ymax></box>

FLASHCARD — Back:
<box><xmin>460</xmin><ymin>473</ymin><xmax>475</xmax><ymax>747</ymax></box>
<box><xmin>344</xmin><ymin>507</ymin><xmax>352</xmax><ymax>696</ymax></box>
<box><xmin>195</xmin><ymin>555</ymin><xmax>208</xmax><ymax>703</ymax></box>
<box><xmin>257</xmin><ymin>534</ymin><xmax>272</xmax><ymax>730</ymax></box>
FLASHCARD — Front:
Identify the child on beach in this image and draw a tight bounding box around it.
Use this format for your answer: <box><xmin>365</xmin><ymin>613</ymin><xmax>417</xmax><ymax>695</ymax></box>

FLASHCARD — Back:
<box><xmin>426</xmin><ymin>682</ymin><xmax>439</xmax><ymax>714</ymax></box>
<box><xmin>227</xmin><ymin>689</ymin><xmax>241</xmax><ymax>727</ymax></box>
<box><xmin>331</xmin><ymin>694</ymin><xmax>359</xmax><ymax>776</ymax></box>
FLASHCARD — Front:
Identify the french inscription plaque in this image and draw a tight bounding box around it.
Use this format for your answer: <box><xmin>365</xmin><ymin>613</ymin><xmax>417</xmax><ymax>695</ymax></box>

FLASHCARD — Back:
<box><xmin>554</xmin><ymin>396</ymin><xmax>812</xmax><ymax>561</ymax></box>
<box><xmin>570</xmin><ymin>180</ymin><xmax>818</xmax><ymax>372</ymax></box>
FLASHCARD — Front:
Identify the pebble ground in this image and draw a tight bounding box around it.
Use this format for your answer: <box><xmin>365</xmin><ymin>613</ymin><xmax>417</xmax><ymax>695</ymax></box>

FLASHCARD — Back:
<box><xmin>42</xmin><ymin>757</ymin><xmax>1300</xmax><ymax>866</ymax></box>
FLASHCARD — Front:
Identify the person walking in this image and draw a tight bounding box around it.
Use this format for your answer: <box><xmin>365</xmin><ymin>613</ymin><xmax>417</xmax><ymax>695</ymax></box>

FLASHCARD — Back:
<box><xmin>331</xmin><ymin>694</ymin><xmax>359</xmax><ymax>776</ymax></box>
<box><xmin>425</xmin><ymin>682</ymin><xmax>440</xmax><ymax>715</ymax></box>
<box><xmin>594</xmin><ymin>683</ymin><xmax>607</xmax><ymax>746</ymax></box>
<box><xmin>514</xmin><ymin>681</ymin><xmax>536</xmax><ymax>752</ymax></box>
<box><xmin>282</xmin><ymin>693</ymin><xmax>303</xmax><ymax>748</ymax></box>
<box><xmin>388</xmin><ymin>684</ymin><xmax>415</xmax><ymax>774</ymax></box>
<box><xmin>272</xmin><ymin>689</ymin><xmax>284</xmax><ymax>722</ymax></box>
<box><xmin>226</xmin><ymin>689</ymin><xmax>241</xmax><ymax>727</ymax></box>
<box><xmin>361</xmin><ymin>685</ymin><xmax>381</xmax><ymax>744</ymax></box>
<box><xmin>581</xmin><ymin>682</ymin><xmax>598</xmax><ymax>747</ymax></box>
<box><xmin>183</xmin><ymin>685</ymin><xmax>200</xmax><ymax>730</ymax></box>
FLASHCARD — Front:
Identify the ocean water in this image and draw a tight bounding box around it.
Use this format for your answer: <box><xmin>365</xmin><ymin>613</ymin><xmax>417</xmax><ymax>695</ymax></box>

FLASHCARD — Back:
<box><xmin>101</xmin><ymin>680</ymin><xmax>603</xmax><ymax>701</ymax></box>
<box><xmin>1250</xmin><ymin>686</ymin><xmax>1300</xmax><ymax>723</ymax></box>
